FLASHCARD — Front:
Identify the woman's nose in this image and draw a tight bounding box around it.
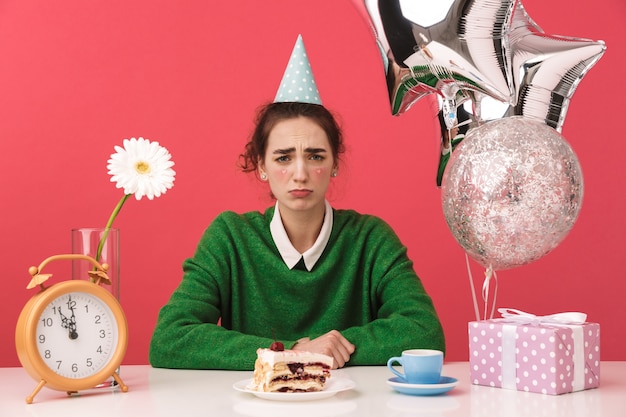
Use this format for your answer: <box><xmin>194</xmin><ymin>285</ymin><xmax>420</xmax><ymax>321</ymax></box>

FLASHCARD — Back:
<box><xmin>292</xmin><ymin>158</ymin><xmax>308</xmax><ymax>180</ymax></box>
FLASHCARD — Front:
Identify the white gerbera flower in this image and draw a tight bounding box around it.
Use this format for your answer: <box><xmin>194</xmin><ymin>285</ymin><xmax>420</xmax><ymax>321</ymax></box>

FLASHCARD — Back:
<box><xmin>107</xmin><ymin>137</ymin><xmax>176</xmax><ymax>200</ymax></box>
<box><xmin>93</xmin><ymin>137</ymin><xmax>176</xmax><ymax>265</ymax></box>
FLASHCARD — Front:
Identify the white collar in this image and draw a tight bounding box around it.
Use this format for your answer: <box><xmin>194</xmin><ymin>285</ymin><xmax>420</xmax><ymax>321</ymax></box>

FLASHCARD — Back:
<box><xmin>270</xmin><ymin>200</ymin><xmax>333</xmax><ymax>271</ymax></box>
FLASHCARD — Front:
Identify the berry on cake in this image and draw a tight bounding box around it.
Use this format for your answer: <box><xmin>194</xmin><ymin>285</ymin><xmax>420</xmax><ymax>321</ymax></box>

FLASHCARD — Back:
<box><xmin>248</xmin><ymin>341</ymin><xmax>334</xmax><ymax>392</ymax></box>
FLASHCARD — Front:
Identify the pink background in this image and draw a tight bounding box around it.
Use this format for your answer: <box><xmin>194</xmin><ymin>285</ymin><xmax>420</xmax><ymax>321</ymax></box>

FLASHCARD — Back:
<box><xmin>1</xmin><ymin>0</ymin><xmax>624</xmax><ymax>367</ymax></box>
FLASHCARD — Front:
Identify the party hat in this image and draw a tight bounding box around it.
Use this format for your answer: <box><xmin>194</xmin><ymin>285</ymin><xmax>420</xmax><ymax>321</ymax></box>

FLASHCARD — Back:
<box><xmin>274</xmin><ymin>35</ymin><xmax>322</xmax><ymax>104</ymax></box>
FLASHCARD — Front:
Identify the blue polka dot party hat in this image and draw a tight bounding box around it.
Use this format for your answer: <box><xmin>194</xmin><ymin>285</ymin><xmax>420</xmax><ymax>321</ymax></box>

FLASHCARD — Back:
<box><xmin>274</xmin><ymin>34</ymin><xmax>322</xmax><ymax>105</ymax></box>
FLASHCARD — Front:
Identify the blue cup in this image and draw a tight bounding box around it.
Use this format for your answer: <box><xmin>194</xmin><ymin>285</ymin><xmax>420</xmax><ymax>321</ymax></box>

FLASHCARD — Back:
<box><xmin>387</xmin><ymin>349</ymin><xmax>443</xmax><ymax>384</ymax></box>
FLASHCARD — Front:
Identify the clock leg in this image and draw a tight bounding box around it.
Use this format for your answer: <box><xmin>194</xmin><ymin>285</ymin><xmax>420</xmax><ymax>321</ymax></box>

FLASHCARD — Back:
<box><xmin>26</xmin><ymin>379</ymin><xmax>47</xmax><ymax>404</ymax></box>
<box><xmin>112</xmin><ymin>371</ymin><xmax>128</xmax><ymax>392</ymax></box>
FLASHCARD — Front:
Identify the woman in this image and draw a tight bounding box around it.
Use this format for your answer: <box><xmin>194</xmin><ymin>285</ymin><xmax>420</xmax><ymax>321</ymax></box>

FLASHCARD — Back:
<box><xmin>149</xmin><ymin>102</ymin><xmax>445</xmax><ymax>370</ymax></box>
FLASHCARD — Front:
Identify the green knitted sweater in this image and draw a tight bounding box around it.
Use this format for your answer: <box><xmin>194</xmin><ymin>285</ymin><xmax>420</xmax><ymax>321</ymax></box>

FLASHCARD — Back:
<box><xmin>149</xmin><ymin>206</ymin><xmax>445</xmax><ymax>370</ymax></box>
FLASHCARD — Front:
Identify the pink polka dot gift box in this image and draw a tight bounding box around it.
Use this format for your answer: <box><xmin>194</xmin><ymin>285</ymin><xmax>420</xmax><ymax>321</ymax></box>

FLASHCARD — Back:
<box><xmin>468</xmin><ymin>308</ymin><xmax>600</xmax><ymax>395</ymax></box>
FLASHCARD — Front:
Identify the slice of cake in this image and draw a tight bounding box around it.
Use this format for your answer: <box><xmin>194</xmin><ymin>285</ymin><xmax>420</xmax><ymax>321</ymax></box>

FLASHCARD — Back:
<box><xmin>249</xmin><ymin>347</ymin><xmax>334</xmax><ymax>392</ymax></box>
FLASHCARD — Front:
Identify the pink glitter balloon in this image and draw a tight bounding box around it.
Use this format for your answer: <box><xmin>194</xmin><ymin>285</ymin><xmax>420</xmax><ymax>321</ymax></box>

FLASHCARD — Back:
<box><xmin>441</xmin><ymin>117</ymin><xmax>583</xmax><ymax>270</ymax></box>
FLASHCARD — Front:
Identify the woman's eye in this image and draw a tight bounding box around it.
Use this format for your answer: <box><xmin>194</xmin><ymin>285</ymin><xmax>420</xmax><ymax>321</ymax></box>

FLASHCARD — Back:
<box><xmin>276</xmin><ymin>156</ymin><xmax>290</xmax><ymax>163</ymax></box>
<box><xmin>310</xmin><ymin>154</ymin><xmax>324</xmax><ymax>161</ymax></box>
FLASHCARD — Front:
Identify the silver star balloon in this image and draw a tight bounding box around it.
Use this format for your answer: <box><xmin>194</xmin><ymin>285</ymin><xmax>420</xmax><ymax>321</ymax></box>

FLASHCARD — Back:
<box><xmin>506</xmin><ymin>2</ymin><xmax>606</xmax><ymax>132</ymax></box>
<box><xmin>354</xmin><ymin>0</ymin><xmax>606</xmax><ymax>131</ymax></box>
<box><xmin>356</xmin><ymin>0</ymin><xmax>516</xmax><ymax>115</ymax></box>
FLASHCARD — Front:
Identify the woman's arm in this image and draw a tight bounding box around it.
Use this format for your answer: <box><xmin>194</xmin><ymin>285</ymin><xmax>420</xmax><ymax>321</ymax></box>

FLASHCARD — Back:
<box><xmin>149</xmin><ymin>214</ymin><xmax>297</xmax><ymax>370</ymax></box>
<box><xmin>339</xmin><ymin>217</ymin><xmax>445</xmax><ymax>365</ymax></box>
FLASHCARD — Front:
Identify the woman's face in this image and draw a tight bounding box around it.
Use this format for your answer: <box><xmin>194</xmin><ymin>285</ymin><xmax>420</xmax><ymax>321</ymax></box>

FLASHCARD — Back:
<box><xmin>259</xmin><ymin>116</ymin><xmax>336</xmax><ymax>216</ymax></box>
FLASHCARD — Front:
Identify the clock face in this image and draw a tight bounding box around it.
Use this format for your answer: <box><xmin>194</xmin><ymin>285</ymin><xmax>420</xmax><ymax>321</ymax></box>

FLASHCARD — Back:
<box><xmin>35</xmin><ymin>291</ymin><xmax>119</xmax><ymax>379</ymax></box>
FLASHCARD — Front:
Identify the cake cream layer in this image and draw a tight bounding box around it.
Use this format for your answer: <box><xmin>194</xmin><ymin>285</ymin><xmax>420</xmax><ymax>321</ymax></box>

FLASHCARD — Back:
<box><xmin>256</xmin><ymin>362</ymin><xmax>328</xmax><ymax>380</ymax></box>
<box><xmin>256</xmin><ymin>348</ymin><xmax>334</xmax><ymax>367</ymax></box>
<box><xmin>267</xmin><ymin>378</ymin><xmax>325</xmax><ymax>392</ymax></box>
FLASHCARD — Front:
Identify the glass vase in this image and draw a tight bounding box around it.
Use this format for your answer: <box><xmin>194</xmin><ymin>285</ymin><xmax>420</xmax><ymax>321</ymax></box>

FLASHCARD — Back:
<box><xmin>71</xmin><ymin>227</ymin><xmax>121</xmax><ymax>388</ymax></box>
<box><xmin>71</xmin><ymin>228</ymin><xmax>120</xmax><ymax>299</ymax></box>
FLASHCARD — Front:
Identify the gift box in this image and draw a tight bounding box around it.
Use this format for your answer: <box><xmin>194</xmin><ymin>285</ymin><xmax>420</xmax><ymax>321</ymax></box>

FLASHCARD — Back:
<box><xmin>468</xmin><ymin>309</ymin><xmax>600</xmax><ymax>395</ymax></box>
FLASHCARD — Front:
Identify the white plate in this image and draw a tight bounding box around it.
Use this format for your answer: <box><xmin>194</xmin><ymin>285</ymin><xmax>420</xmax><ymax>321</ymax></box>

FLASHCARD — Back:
<box><xmin>233</xmin><ymin>377</ymin><xmax>356</xmax><ymax>401</ymax></box>
<box><xmin>386</xmin><ymin>376</ymin><xmax>458</xmax><ymax>396</ymax></box>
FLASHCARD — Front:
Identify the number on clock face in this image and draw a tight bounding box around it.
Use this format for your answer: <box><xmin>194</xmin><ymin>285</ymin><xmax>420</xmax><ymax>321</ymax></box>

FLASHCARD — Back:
<box><xmin>35</xmin><ymin>291</ymin><xmax>119</xmax><ymax>378</ymax></box>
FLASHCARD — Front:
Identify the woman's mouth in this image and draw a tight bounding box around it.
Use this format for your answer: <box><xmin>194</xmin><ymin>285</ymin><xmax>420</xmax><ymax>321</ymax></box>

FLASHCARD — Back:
<box><xmin>289</xmin><ymin>189</ymin><xmax>312</xmax><ymax>198</ymax></box>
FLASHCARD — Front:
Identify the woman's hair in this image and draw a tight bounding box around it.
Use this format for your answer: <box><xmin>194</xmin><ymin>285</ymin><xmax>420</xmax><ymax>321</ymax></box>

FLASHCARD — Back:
<box><xmin>239</xmin><ymin>102</ymin><xmax>345</xmax><ymax>175</ymax></box>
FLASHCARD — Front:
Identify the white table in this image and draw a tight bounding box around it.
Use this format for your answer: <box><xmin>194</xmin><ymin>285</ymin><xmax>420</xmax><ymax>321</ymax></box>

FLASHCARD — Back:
<box><xmin>1</xmin><ymin>362</ymin><xmax>625</xmax><ymax>416</ymax></box>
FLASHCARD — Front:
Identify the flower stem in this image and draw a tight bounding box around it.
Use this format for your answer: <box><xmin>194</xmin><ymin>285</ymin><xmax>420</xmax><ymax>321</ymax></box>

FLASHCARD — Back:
<box><xmin>96</xmin><ymin>193</ymin><xmax>131</xmax><ymax>263</ymax></box>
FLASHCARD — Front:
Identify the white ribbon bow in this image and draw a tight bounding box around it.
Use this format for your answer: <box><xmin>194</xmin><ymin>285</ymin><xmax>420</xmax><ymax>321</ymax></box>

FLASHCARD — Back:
<box><xmin>498</xmin><ymin>308</ymin><xmax>588</xmax><ymax>392</ymax></box>
<box><xmin>498</xmin><ymin>308</ymin><xmax>587</xmax><ymax>325</ymax></box>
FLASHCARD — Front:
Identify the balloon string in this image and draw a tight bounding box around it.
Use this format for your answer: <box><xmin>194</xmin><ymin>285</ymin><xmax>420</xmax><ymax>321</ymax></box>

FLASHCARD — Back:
<box><xmin>465</xmin><ymin>253</ymin><xmax>480</xmax><ymax>321</ymax></box>
<box><xmin>491</xmin><ymin>270</ymin><xmax>499</xmax><ymax>319</ymax></box>
<box><xmin>482</xmin><ymin>267</ymin><xmax>491</xmax><ymax>320</ymax></box>
<box><xmin>481</xmin><ymin>266</ymin><xmax>499</xmax><ymax>319</ymax></box>
<box><xmin>456</xmin><ymin>119</ymin><xmax>472</xmax><ymax>129</ymax></box>
<box><xmin>465</xmin><ymin>255</ymin><xmax>499</xmax><ymax>320</ymax></box>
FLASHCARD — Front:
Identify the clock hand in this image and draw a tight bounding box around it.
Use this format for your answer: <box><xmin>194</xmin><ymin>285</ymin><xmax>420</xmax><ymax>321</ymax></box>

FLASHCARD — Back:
<box><xmin>58</xmin><ymin>297</ymin><xmax>79</xmax><ymax>339</ymax></box>
<box><xmin>58</xmin><ymin>309</ymin><xmax>71</xmax><ymax>330</ymax></box>
<box><xmin>67</xmin><ymin>295</ymin><xmax>78</xmax><ymax>340</ymax></box>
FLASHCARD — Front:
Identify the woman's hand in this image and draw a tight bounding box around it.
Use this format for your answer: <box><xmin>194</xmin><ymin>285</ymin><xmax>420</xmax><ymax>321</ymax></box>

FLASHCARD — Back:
<box><xmin>292</xmin><ymin>330</ymin><xmax>355</xmax><ymax>369</ymax></box>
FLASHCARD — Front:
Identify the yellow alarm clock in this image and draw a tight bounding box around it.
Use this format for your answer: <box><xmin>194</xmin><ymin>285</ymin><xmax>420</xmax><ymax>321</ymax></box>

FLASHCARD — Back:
<box><xmin>15</xmin><ymin>254</ymin><xmax>128</xmax><ymax>404</ymax></box>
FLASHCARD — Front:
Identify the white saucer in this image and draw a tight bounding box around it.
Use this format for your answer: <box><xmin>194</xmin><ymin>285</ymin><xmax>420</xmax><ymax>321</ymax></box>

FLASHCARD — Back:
<box><xmin>233</xmin><ymin>377</ymin><xmax>356</xmax><ymax>401</ymax></box>
<box><xmin>386</xmin><ymin>376</ymin><xmax>458</xmax><ymax>396</ymax></box>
